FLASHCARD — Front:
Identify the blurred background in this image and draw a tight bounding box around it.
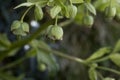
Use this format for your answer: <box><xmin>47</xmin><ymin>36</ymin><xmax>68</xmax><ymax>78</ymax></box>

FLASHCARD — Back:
<box><xmin>0</xmin><ymin>0</ymin><xmax>120</xmax><ymax>80</ymax></box>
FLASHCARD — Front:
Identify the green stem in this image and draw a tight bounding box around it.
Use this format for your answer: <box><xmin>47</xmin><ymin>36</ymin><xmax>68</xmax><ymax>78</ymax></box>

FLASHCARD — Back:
<box><xmin>92</xmin><ymin>56</ymin><xmax>110</xmax><ymax>63</ymax></box>
<box><xmin>97</xmin><ymin>66</ymin><xmax>120</xmax><ymax>75</ymax></box>
<box><xmin>84</xmin><ymin>3</ymin><xmax>88</xmax><ymax>15</ymax></box>
<box><xmin>52</xmin><ymin>50</ymin><xmax>86</xmax><ymax>64</ymax></box>
<box><xmin>20</xmin><ymin>6</ymin><xmax>32</xmax><ymax>22</ymax></box>
<box><xmin>37</xmin><ymin>45</ymin><xmax>86</xmax><ymax>65</ymax></box>
<box><xmin>109</xmin><ymin>0</ymin><xmax>112</xmax><ymax>7</ymax></box>
<box><xmin>55</xmin><ymin>16</ymin><xmax>58</xmax><ymax>26</ymax></box>
<box><xmin>58</xmin><ymin>20</ymin><xmax>73</xmax><ymax>27</ymax></box>
<box><xmin>0</xmin><ymin>57</ymin><xmax>26</xmax><ymax>71</ymax></box>
<box><xmin>69</xmin><ymin>0</ymin><xmax>72</xmax><ymax>5</ymax></box>
<box><xmin>0</xmin><ymin>40</ymin><xmax>10</xmax><ymax>48</ymax></box>
<box><xmin>97</xmin><ymin>72</ymin><xmax>104</xmax><ymax>80</ymax></box>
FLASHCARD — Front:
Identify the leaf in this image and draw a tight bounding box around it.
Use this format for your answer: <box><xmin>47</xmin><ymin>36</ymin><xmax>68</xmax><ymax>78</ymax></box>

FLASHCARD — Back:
<box><xmin>38</xmin><ymin>41</ymin><xmax>58</xmax><ymax>72</ymax></box>
<box><xmin>85</xmin><ymin>2</ymin><xmax>96</xmax><ymax>15</ymax></box>
<box><xmin>93</xmin><ymin>0</ymin><xmax>109</xmax><ymax>12</ymax></box>
<box><xmin>27</xmin><ymin>0</ymin><xmax>41</xmax><ymax>2</ymax></box>
<box><xmin>50</xmin><ymin>5</ymin><xmax>61</xmax><ymax>18</ymax></box>
<box><xmin>113</xmin><ymin>40</ymin><xmax>120</xmax><ymax>52</ymax></box>
<box><xmin>30</xmin><ymin>40</ymin><xmax>59</xmax><ymax>72</ymax></box>
<box><xmin>30</xmin><ymin>40</ymin><xmax>51</xmax><ymax>51</ymax></box>
<box><xmin>37</xmin><ymin>49</ymin><xmax>59</xmax><ymax>72</ymax></box>
<box><xmin>88</xmin><ymin>67</ymin><xmax>97</xmax><ymax>80</ymax></box>
<box><xmin>14</xmin><ymin>2</ymin><xmax>34</xmax><ymax>9</ymax></box>
<box><xmin>0</xmin><ymin>34</ymin><xmax>11</xmax><ymax>50</ymax></box>
<box><xmin>103</xmin><ymin>77</ymin><xmax>115</xmax><ymax>80</ymax></box>
<box><xmin>34</xmin><ymin>5</ymin><xmax>43</xmax><ymax>20</ymax></box>
<box><xmin>87</xmin><ymin>47</ymin><xmax>111</xmax><ymax>61</ymax></box>
<box><xmin>38</xmin><ymin>40</ymin><xmax>51</xmax><ymax>51</ymax></box>
<box><xmin>71</xmin><ymin>0</ymin><xmax>84</xmax><ymax>4</ymax></box>
<box><xmin>27</xmin><ymin>0</ymin><xmax>47</xmax><ymax>7</ymax></box>
<box><xmin>109</xmin><ymin>53</ymin><xmax>120</xmax><ymax>67</ymax></box>
<box><xmin>8</xmin><ymin>48</ymin><xmax>19</xmax><ymax>56</ymax></box>
<box><xmin>26</xmin><ymin>48</ymin><xmax>37</xmax><ymax>58</ymax></box>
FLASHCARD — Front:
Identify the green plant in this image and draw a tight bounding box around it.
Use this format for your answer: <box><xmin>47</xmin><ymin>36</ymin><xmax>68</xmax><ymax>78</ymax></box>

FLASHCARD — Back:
<box><xmin>0</xmin><ymin>0</ymin><xmax>120</xmax><ymax>80</ymax></box>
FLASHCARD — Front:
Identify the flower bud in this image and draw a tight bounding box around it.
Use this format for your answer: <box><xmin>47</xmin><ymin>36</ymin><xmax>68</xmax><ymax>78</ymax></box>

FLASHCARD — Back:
<box><xmin>21</xmin><ymin>22</ymin><xmax>29</xmax><ymax>33</ymax></box>
<box><xmin>48</xmin><ymin>25</ymin><xmax>63</xmax><ymax>40</ymax></box>
<box><xmin>104</xmin><ymin>6</ymin><xmax>116</xmax><ymax>19</ymax></box>
<box><xmin>11</xmin><ymin>20</ymin><xmax>21</xmax><ymax>31</ymax></box>
<box><xmin>38</xmin><ymin>63</ymin><xmax>46</xmax><ymax>71</ymax></box>
<box><xmin>11</xmin><ymin>20</ymin><xmax>29</xmax><ymax>36</ymax></box>
<box><xmin>66</xmin><ymin>5</ymin><xmax>77</xmax><ymax>18</ymax></box>
<box><xmin>82</xmin><ymin>15</ymin><xmax>94</xmax><ymax>27</ymax></box>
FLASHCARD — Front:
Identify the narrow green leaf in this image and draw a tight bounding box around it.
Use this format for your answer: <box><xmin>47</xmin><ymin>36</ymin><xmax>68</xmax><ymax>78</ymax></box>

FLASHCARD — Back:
<box><xmin>113</xmin><ymin>40</ymin><xmax>120</xmax><ymax>52</ymax></box>
<box><xmin>49</xmin><ymin>0</ymin><xmax>54</xmax><ymax>2</ymax></box>
<box><xmin>0</xmin><ymin>34</ymin><xmax>11</xmax><ymax>49</ymax></box>
<box><xmin>0</xmin><ymin>34</ymin><xmax>12</xmax><ymax>56</ymax></box>
<box><xmin>50</xmin><ymin>5</ymin><xmax>61</xmax><ymax>18</ymax></box>
<box><xmin>109</xmin><ymin>53</ymin><xmax>120</xmax><ymax>67</ymax></box>
<box><xmin>103</xmin><ymin>77</ymin><xmax>115</xmax><ymax>80</ymax></box>
<box><xmin>87</xmin><ymin>47</ymin><xmax>111</xmax><ymax>61</ymax></box>
<box><xmin>88</xmin><ymin>67</ymin><xmax>97</xmax><ymax>80</ymax></box>
<box><xmin>14</xmin><ymin>2</ymin><xmax>34</xmax><ymax>9</ymax></box>
<box><xmin>85</xmin><ymin>2</ymin><xmax>96</xmax><ymax>15</ymax></box>
<box><xmin>8</xmin><ymin>48</ymin><xmax>19</xmax><ymax>56</ymax></box>
<box><xmin>27</xmin><ymin>0</ymin><xmax>48</xmax><ymax>7</ymax></box>
<box><xmin>27</xmin><ymin>0</ymin><xmax>40</xmax><ymax>2</ymax></box>
<box><xmin>71</xmin><ymin>0</ymin><xmax>84</xmax><ymax>4</ymax></box>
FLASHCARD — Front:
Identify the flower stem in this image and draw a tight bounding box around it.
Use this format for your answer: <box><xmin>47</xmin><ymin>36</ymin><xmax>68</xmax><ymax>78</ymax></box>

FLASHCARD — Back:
<box><xmin>55</xmin><ymin>16</ymin><xmax>58</xmax><ymax>26</ymax></box>
<box><xmin>21</xmin><ymin>6</ymin><xmax>32</xmax><ymax>22</ymax></box>
<box><xmin>97</xmin><ymin>66</ymin><xmax>120</xmax><ymax>75</ymax></box>
<box><xmin>58</xmin><ymin>20</ymin><xmax>73</xmax><ymax>27</ymax></box>
<box><xmin>36</xmin><ymin>45</ymin><xmax>86</xmax><ymax>65</ymax></box>
<box><xmin>69</xmin><ymin>0</ymin><xmax>72</xmax><ymax>5</ymax></box>
<box><xmin>92</xmin><ymin>56</ymin><xmax>110</xmax><ymax>63</ymax></box>
<box><xmin>52</xmin><ymin>50</ymin><xmax>86</xmax><ymax>64</ymax></box>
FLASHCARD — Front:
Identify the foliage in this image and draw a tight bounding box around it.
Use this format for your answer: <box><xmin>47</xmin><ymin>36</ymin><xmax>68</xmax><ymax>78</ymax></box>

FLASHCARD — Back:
<box><xmin>0</xmin><ymin>0</ymin><xmax>120</xmax><ymax>80</ymax></box>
